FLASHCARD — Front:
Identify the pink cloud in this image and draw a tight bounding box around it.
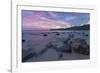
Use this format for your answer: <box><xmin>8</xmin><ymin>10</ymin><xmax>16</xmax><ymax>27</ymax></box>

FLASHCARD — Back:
<box><xmin>23</xmin><ymin>17</ymin><xmax>72</xmax><ymax>30</ymax></box>
<box><xmin>22</xmin><ymin>11</ymin><xmax>72</xmax><ymax>30</ymax></box>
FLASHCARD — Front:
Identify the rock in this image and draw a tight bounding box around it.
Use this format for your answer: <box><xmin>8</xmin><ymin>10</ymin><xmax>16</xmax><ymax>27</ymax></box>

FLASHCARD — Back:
<box><xmin>46</xmin><ymin>42</ymin><xmax>53</xmax><ymax>48</ymax></box>
<box><xmin>70</xmin><ymin>38</ymin><xmax>89</xmax><ymax>55</ymax></box>
<box><xmin>22</xmin><ymin>48</ymin><xmax>38</xmax><ymax>62</ymax></box>
<box><xmin>68</xmin><ymin>33</ymin><xmax>74</xmax><ymax>38</ymax></box>
<box><xmin>63</xmin><ymin>38</ymin><xmax>71</xmax><ymax>44</ymax></box>
<box><xmin>84</xmin><ymin>34</ymin><xmax>88</xmax><ymax>37</ymax></box>
<box><xmin>50</xmin><ymin>39</ymin><xmax>72</xmax><ymax>53</ymax></box>
<box><xmin>63</xmin><ymin>34</ymin><xmax>74</xmax><ymax>45</ymax></box>
<box><xmin>56</xmin><ymin>32</ymin><xmax>60</xmax><ymax>35</ymax></box>
<box><xmin>22</xmin><ymin>52</ymin><xmax>37</xmax><ymax>62</ymax></box>
<box><xmin>22</xmin><ymin>39</ymin><xmax>25</xmax><ymax>43</ymax></box>
<box><xmin>43</xmin><ymin>33</ymin><xmax>47</xmax><ymax>37</ymax></box>
<box><xmin>58</xmin><ymin>53</ymin><xmax>63</xmax><ymax>59</ymax></box>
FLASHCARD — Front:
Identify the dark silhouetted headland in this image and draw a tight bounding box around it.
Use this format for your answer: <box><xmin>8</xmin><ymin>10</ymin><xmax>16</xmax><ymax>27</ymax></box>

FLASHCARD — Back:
<box><xmin>50</xmin><ymin>24</ymin><xmax>90</xmax><ymax>31</ymax></box>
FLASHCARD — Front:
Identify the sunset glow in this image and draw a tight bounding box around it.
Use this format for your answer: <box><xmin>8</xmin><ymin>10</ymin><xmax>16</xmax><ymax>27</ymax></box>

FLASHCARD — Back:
<box><xmin>22</xmin><ymin>10</ymin><xmax>90</xmax><ymax>30</ymax></box>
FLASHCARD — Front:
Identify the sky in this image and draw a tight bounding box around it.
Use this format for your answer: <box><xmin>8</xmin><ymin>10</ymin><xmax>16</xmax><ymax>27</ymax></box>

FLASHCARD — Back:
<box><xmin>22</xmin><ymin>10</ymin><xmax>90</xmax><ymax>30</ymax></box>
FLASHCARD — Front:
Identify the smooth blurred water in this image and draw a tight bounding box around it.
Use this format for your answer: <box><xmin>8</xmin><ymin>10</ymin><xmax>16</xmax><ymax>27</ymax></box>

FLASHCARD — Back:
<box><xmin>22</xmin><ymin>30</ymin><xmax>90</xmax><ymax>62</ymax></box>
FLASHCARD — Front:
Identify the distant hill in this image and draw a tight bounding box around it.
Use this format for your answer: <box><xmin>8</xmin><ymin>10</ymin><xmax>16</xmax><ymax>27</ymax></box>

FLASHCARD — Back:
<box><xmin>50</xmin><ymin>24</ymin><xmax>90</xmax><ymax>31</ymax></box>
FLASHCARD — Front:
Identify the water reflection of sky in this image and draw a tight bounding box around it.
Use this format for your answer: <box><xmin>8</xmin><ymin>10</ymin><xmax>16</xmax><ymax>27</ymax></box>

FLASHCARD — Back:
<box><xmin>22</xmin><ymin>10</ymin><xmax>90</xmax><ymax>30</ymax></box>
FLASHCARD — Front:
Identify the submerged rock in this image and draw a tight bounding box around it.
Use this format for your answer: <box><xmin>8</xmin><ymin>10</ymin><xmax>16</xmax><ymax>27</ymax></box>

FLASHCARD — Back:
<box><xmin>70</xmin><ymin>38</ymin><xmax>89</xmax><ymax>55</ymax></box>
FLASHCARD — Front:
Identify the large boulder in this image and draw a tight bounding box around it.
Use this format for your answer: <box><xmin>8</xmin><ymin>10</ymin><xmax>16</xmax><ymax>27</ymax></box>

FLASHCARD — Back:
<box><xmin>70</xmin><ymin>38</ymin><xmax>89</xmax><ymax>55</ymax></box>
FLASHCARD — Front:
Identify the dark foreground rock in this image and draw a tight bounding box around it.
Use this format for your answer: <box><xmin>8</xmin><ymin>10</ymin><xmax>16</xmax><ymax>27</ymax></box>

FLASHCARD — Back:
<box><xmin>70</xmin><ymin>38</ymin><xmax>89</xmax><ymax>55</ymax></box>
<box><xmin>22</xmin><ymin>48</ymin><xmax>38</xmax><ymax>62</ymax></box>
